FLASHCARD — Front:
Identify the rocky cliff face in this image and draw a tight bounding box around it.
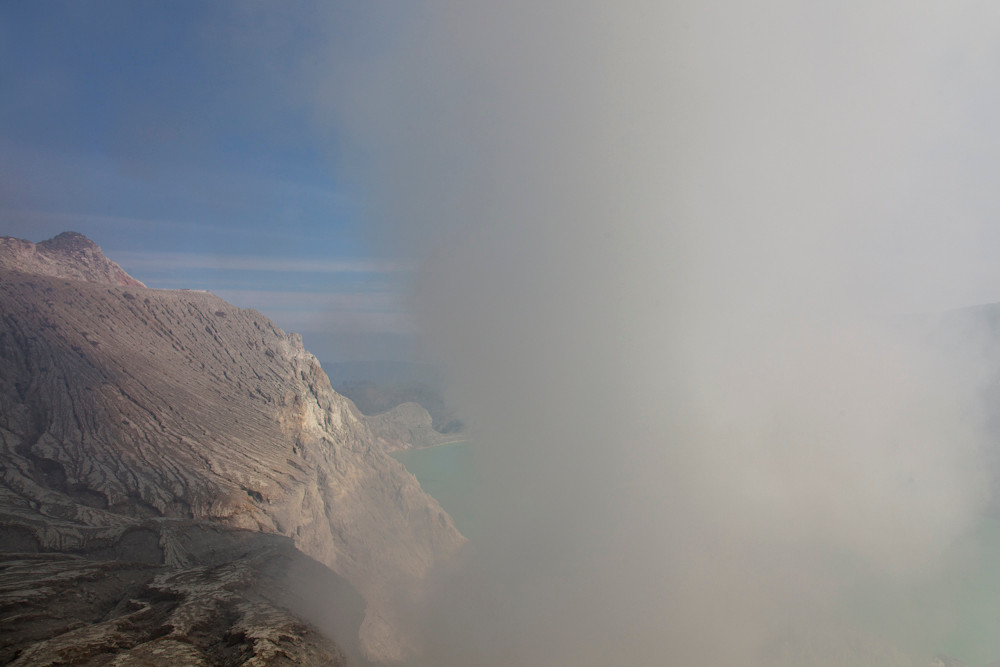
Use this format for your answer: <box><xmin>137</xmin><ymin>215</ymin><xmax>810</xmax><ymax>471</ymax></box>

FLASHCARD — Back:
<box><xmin>0</xmin><ymin>234</ymin><xmax>464</xmax><ymax>663</ymax></box>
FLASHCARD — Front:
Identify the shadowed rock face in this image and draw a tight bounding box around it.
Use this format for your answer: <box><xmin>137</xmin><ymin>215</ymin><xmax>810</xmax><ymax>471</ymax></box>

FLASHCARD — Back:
<box><xmin>0</xmin><ymin>233</ymin><xmax>464</xmax><ymax>663</ymax></box>
<box><xmin>0</xmin><ymin>528</ymin><xmax>363</xmax><ymax>666</ymax></box>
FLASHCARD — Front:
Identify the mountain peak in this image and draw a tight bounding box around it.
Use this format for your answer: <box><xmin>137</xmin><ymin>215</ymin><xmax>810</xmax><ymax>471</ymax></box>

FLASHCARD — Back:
<box><xmin>0</xmin><ymin>231</ymin><xmax>145</xmax><ymax>288</ymax></box>
<box><xmin>37</xmin><ymin>230</ymin><xmax>100</xmax><ymax>252</ymax></box>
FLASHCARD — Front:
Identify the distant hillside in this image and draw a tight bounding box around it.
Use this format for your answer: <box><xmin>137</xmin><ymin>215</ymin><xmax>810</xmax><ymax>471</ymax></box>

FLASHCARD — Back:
<box><xmin>324</xmin><ymin>361</ymin><xmax>465</xmax><ymax>434</ymax></box>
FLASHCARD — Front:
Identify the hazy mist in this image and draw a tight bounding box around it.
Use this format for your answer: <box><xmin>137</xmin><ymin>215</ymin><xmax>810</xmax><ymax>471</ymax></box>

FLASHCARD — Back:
<box><xmin>322</xmin><ymin>2</ymin><xmax>1000</xmax><ymax>664</ymax></box>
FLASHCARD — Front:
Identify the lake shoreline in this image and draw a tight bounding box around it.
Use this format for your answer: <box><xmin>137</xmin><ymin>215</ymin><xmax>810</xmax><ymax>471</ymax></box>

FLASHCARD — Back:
<box><xmin>397</xmin><ymin>437</ymin><xmax>471</xmax><ymax>453</ymax></box>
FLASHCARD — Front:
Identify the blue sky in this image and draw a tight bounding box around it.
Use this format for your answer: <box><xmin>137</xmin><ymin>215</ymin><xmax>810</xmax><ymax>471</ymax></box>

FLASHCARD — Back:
<box><xmin>0</xmin><ymin>1</ymin><xmax>414</xmax><ymax>362</ymax></box>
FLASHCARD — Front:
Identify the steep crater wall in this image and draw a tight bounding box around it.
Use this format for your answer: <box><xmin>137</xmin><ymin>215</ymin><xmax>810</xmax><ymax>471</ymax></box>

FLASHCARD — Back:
<box><xmin>0</xmin><ymin>256</ymin><xmax>464</xmax><ymax>662</ymax></box>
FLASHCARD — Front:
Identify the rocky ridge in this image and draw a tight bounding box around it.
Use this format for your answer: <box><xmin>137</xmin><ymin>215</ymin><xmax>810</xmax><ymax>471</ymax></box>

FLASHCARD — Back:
<box><xmin>365</xmin><ymin>402</ymin><xmax>465</xmax><ymax>451</ymax></box>
<box><xmin>331</xmin><ymin>372</ymin><xmax>465</xmax><ymax>435</ymax></box>
<box><xmin>0</xmin><ymin>232</ymin><xmax>145</xmax><ymax>288</ymax></box>
<box><xmin>0</xmin><ymin>233</ymin><xmax>465</xmax><ymax>664</ymax></box>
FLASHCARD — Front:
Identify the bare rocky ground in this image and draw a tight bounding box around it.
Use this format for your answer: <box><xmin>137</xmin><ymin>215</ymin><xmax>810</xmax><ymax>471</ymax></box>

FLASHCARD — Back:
<box><xmin>0</xmin><ymin>234</ymin><xmax>464</xmax><ymax>664</ymax></box>
<box><xmin>0</xmin><ymin>528</ymin><xmax>361</xmax><ymax>666</ymax></box>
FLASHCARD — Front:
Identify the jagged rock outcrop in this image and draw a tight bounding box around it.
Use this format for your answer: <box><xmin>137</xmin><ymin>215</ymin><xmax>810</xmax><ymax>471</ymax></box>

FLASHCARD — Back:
<box><xmin>365</xmin><ymin>402</ymin><xmax>465</xmax><ymax>451</ymax></box>
<box><xmin>0</xmin><ymin>232</ymin><xmax>145</xmax><ymax>288</ymax></box>
<box><xmin>0</xmin><ymin>233</ymin><xmax>465</xmax><ymax>663</ymax></box>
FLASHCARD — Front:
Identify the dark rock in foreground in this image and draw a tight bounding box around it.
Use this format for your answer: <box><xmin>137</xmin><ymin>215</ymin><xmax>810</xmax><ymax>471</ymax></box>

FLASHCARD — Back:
<box><xmin>0</xmin><ymin>524</ymin><xmax>364</xmax><ymax>665</ymax></box>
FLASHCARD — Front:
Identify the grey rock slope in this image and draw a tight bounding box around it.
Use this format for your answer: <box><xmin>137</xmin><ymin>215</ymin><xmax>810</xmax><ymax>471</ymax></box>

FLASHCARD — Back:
<box><xmin>0</xmin><ymin>234</ymin><xmax>464</xmax><ymax>663</ymax></box>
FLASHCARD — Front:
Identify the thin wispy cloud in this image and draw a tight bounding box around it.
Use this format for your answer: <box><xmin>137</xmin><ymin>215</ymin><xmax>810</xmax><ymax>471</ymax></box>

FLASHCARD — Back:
<box><xmin>2</xmin><ymin>209</ymin><xmax>171</xmax><ymax>231</ymax></box>
<box><xmin>213</xmin><ymin>289</ymin><xmax>404</xmax><ymax>312</ymax></box>
<box><xmin>113</xmin><ymin>250</ymin><xmax>412</xmax><ymax>274</ymax></box>
<box><xmin>211</xmin><ymin>289</ymin><xmax>414</xmax><ymax>336</ymax></box>
<box><xmin>277</xmin><ymin>310</ymin><xmax>415</xmax><ymax>336</ymax></box>
<box><xmin>2</xmin><ymin>208</ymin><xmax>361</xmax><ymax>247</ymax></box>
<box><xmin>1</xmin><ymin>208</ymin><xmax>297</xmax><ymax>244</ymax></box>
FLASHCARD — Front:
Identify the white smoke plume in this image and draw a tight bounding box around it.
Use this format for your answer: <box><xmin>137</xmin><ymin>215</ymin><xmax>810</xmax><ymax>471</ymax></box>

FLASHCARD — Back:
<box><xmin>320</xmin><ymin>2</ymin><xmax>1000</xmax><ymax>664</ymax></box>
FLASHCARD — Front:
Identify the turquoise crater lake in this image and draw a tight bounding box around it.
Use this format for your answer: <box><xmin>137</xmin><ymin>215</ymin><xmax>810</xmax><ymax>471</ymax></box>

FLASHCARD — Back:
<box><xmin>391</xmin><ymin>441</ymin><xmax>483</xmax><ymax>542</ymax></box>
